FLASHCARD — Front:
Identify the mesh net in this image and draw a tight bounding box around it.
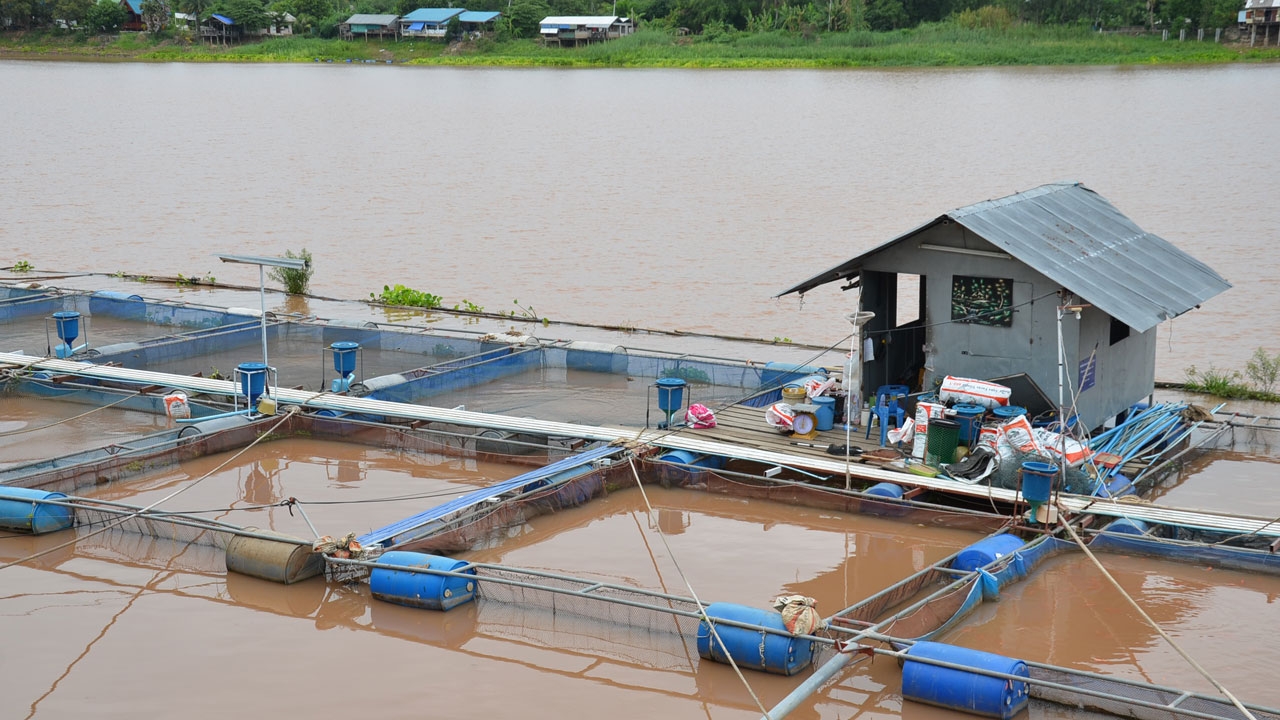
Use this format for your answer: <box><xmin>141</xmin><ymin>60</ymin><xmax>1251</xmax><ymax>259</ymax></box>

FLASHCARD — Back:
<box><xmin>65</xmin><ymin>501</ymin><xmax>238</xmax><ymax>550</ymax></box>
<box><xmin>1030</xmin><ymin>667</ymin><xmax>1280</xmax><ymax>720</ymax></box>
<box><xmin>990</xmin><ymin>449</ymin><xmax>1100</xmax><ymax>496</ymax></box>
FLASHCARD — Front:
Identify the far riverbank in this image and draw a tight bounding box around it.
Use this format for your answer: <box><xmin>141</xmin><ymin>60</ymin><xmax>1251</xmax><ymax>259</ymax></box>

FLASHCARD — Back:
<box><xmin>4</xmin><ymin>26</ymin><xmax>1280</xmax><ymax>68</ymax></box>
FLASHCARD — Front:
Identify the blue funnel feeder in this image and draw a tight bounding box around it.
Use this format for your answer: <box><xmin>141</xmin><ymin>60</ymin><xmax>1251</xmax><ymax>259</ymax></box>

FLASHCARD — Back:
<box><xmin>1021</xmin><ymin>461</ymin><xmax>1057</xmax><ymax>524</ymax></box>
<box><xmin>655</xmin><ymin>377</ymin><xmax>687</xmax><ymax>428</ymax></box>
<box><xmin>330</xmin><ymin>341</ymin><xmax>359</xmax><ymax>392</ymax></box>
<box><xmin>51</xmin><ymin>311</ymin><xmax>88</xmax><ymax>358</ymax></box>
<box><xmin>237</xmin><ymin>362</ymin><xmax>269</xmax><ymax>408</ymax></box>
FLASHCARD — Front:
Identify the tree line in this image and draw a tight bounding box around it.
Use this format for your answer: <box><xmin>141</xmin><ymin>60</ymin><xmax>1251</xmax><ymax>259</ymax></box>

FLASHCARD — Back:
<box><xmin>0</xmin><ymin>0</ymin><xmax>1244</xmax><ymax>38</ymax></box>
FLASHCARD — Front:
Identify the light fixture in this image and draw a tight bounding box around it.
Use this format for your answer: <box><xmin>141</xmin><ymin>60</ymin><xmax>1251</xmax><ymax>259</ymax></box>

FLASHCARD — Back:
<box><xmin>215</xmin><ymin>253</ymin><xmax>309</xmax><ymax>382</ymax></box>
<box><xmin>918</xmin><ymin>243</ymin><xmax>1012</xmax><ymax>260</ymax></box>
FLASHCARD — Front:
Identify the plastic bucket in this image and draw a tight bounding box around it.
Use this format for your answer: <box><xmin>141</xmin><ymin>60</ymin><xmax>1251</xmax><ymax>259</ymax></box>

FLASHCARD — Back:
<box><xmin>925</xmin><ymin>419</ymin><xmax>960</xmax><ymax>467</ymax></box>
<box><xmin>812</xmin><ymin>396</ymin><xmax>835</xmax><ymax>431</ymax></box>
<box><xmin>1020</xmin><ymin>461</ymin><xmax>1057</xmax><ymax>504</ymax></box>
<box><xmin>950</xmin><ymin>404</ymin><xmax>986</xmax><ymax>446</ymax></box>
<box><xmin>655</xmin><ymin>377</ymin><xmax>686</xmax><ymax>412</ymax></box>
<box><xmin>331</xmin><ymin>341</ymin><xmax>359</xmax><ymax>376</ymax></box>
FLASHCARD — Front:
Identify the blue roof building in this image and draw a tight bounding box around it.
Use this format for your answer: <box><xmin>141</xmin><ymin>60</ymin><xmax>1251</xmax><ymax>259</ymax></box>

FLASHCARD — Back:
<box><xmin>400</xmin><ymin>8</ymin><xmax>464</xmax><ymax>37</ymax></box>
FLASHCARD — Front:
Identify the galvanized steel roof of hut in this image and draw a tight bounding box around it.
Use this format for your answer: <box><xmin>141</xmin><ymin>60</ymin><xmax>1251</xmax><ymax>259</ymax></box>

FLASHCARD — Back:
<box><xmin>777</xmin><ymin>182</ymin><xmax>1231</xmax><ymax>333</ymax></box>
<box><xmin>402</xmin><ymin>8</ymin><xmax>464</xmax><ymax>22</ymax></box>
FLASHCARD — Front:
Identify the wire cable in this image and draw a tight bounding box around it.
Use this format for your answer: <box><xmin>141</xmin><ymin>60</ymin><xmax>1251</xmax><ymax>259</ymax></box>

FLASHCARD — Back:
<box><xmin>0</xmin><ymin>391</ymin><xmax>141</xmax><ymax>437</ymax></box>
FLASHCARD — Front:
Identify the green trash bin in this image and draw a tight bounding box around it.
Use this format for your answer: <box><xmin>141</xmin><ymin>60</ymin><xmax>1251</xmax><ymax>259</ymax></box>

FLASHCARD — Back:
<box><xmin>926</xmin><ymin>418</ymin><xmax>961</xmax><ymax>467</ymax></box>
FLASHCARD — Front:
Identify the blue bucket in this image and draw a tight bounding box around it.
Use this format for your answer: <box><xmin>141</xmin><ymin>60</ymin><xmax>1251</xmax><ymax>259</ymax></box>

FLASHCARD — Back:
<box><xmin>331</xmin><ymin>341</ymin><xmax>359</xmax><ymax>376</ymax></box>
<box><xmin>697</xmin><ymin>602</ymin><xmax>815</xmax><ymax>675</ymax></box>
<box><xmin>52</xmin><ymin>310</ymin><xmax>81</xmax><ymax>343</ymax></box>
<box><xmin>237</xmin><ymin>362</ymin><xmax>268</xmax><ymax>405</ymax></box>
<box><xmin>812</xmin><ymin>396</ymin><xmax>835</xmax><ymax>431</ymax></box>
<box><xmin>1020</xmin><ymin>461</ymin><xmax>1056</xmax><ymax>503</ymax></box>
<box><xmin>902</xmin><ymin>641</ymin><xmax>1030</xmax><ymax>720</ymax></box>
<box><xmin>655</xmin><ymin>377</ymin><xmax>686</xmax><ymax>412</ymax></box>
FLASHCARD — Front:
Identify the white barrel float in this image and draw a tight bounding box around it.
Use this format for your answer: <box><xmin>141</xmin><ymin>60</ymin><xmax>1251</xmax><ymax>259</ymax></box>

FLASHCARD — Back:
<box><xmin>902</xmin><ymin>641</ymin><xmax>1029</xmax><ymax>719</ymax></box>
<box><xmin>225</xmin><ymin>528</ymin><xmax>323</xmax><ymax>584</ymax></box>
<box><xmin>697</xmin><ymin>602</ymin><xmax>815</xmax><ymax>676</ymax></box>
<box><xmin>369</xmin><ymin>551</ymin><xmax>477</xmax><ymax>611</ymax></box>
<box><xmin>0</xmin><ymin>486</ymin><xmax>74</xmax><ymax>534</ymax></box>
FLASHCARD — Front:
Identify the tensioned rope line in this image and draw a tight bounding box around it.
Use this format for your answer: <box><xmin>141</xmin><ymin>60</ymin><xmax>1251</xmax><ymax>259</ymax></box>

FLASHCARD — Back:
<box><xmin>0</xmin><ymin>390</ymin><xmax>141</xmax><ymax>437</ymax></box>
<box><xmin>0</xmin><ymin>407</ymin><xmax>300</xmax><ymax>572</ymax></box>
<box><xmin>626</xmin><ymin>456</ymin><xmax>775</xmax><ymax>720</ymax></box>
<box><xmin>1056</xmin><ymin>513</ymin><xmax>1259</xmax><ymax>720</ymax></box>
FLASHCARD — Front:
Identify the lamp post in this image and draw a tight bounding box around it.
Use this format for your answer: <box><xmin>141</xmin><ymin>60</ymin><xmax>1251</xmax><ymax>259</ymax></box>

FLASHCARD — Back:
<box><xmin>214</xmin><ymin>253</ymin><xmax>309</xmax><ymax>386</ymax></box>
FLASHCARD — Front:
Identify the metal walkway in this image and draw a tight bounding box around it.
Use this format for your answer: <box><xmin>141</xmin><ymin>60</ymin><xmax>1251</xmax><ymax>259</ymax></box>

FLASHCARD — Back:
<box><xmin>358</xmin><ymin>444</ymin><xmax>624</xmax><ymax>549</ymax></box>
<box><xmin>5</xmin><ymin>351</ymin><xmax>1277</xmax><ymax>539</ymax></box>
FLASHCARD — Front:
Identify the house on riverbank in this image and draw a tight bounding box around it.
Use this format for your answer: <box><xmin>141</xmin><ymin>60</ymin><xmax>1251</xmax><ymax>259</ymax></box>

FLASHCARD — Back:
<box><xmin>777</xmin><ymin>182</ymin><xmax>1232</xmax><ymax>430</ymax></box>
<box><xmin>400</xmin><ymin>8</ymin><xmax>462</xmax><ymax>39</ymax></box>
<box><xmin>341</xmin><ymin>14</ymin><xmax>400</xmax><ymax>41</ymax></box>
<box><xmin>538</xmin><ymin>16</ymin><xmax>635</xmax><ymax>46</ymax></box>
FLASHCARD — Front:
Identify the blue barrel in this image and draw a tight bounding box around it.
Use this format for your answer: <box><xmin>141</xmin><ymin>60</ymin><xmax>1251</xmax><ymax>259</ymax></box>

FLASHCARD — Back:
<box><xmin>0</xmin><ymin>487</ymin><xmax>74</xmax><ymax>534</ymax></box>
<box><xmin>952</xmin><ymin>534</ymin><xmax>1025</xmax><ymax>572</ymax></box>
<box><xmin>991</xmin><ymin>406</ymin><xmax>1026</xmax><ymax>422</ymax></box>
<box><xmin>1020</xmin><ymin>461</ymin><xmax>1056</xmax><ymax>504</ymax></box>
<box><xmin>697</xmin><ymin>602</ymin><xmax>815</xmax><ymax>676</ymax></box>
<box><xmin>902</xmin><ymin>641</ymin><xmax>1029</xmax><ymax>720</ymax></box>
<box><xmin>1103</xmin><ymin>518</ymin><xmax>1149</xmax><ymax>535</ymax></box>
<box><xmin>52</xmin><ymin>310</ymin><xmax>81</xmax><ymax>343</ymax></box>
<box><xmin>658</xmin><ymin>449</ymin><xmax>725</xmax><ymax>470</ymax></box>
<box><xmin>93</xmin><ymin>290</ymin><xmax>144</xmax><ymax>302</ymax></box>
<box><xmin>761</xmin><ymin>362</ymin><xmax>826</xmax><ymax>387</ymax></box>
<box><xmin>812</xmin><ymin>396</ymin><xmax>835</xmax><ymax>431</ymax></box>
<box><xmin>369</xmin><ymin>551</ymin><xmax>477</xmax><ymax>611</ymax></box>
<box><xmin>950</xmin><ymin>404</ymin><xmax>986</xmax><ymax>446</ymax></box>
<box><xmin>865</xmin><ymin>482</ymin><xmax>905</xmax><ymax>500</ymax></box>
<box><xmin>237</xmin><ymin>362</ymin><xmax>268</xmax><ymax>405</ymax></box>
<box><xmin>655</xmin><ymin>377</ymin><xmax>686</xmax><ymax>412</ymax></box>
<box><xmin>331</xmin><ymin>341</ymin><xmax>359</xmax><ymax>376</ymax></box>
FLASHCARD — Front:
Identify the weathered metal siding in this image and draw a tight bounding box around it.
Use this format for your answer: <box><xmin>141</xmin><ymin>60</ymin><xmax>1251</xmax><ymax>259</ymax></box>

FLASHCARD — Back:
<box><xmin>858</xmin><ymin>223</ymin><xmax>1151</xmax><ymax>428</ymax></box>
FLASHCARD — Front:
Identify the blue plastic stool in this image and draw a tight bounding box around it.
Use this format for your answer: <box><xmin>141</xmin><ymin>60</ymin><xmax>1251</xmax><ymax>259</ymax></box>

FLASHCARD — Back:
<box><xmin>865</xmin><ymin>384</ymin><xmax>908</xmax><ymax>446</ymax></box>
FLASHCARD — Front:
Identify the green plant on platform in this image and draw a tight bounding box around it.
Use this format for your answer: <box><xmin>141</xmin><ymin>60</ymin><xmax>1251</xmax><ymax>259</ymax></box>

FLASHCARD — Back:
<box><xmin>12</xmin><ymin>260</ymin><xmax>33</xmax><ymax>273</ymax></box>
<box><xmin>773</xmin><ymin>336</ymin><xmax>792</xmax><ymax>344</ymax></box>
<box><xmin>1245</xmin><ymin>347</ymin><xmax>1280</xmax><ymax>396</ymax></box>
<box><xmin>267</xmin><ymin>248</ymin><xmax>313</xmax><ymax>295</ymax></box>
<box><xmin>372</xmin><ymin>284</ymin><xmax>442</xmax><ymax>309</ymax></box>
<box><xmin>175</xmin><ymin>273</ymin><xmax>195</xmax><ymax>287</ymax></box>
<box><xmin>1184</xmin><ymin>364</ymin><xmax>1245</xmax><ymax>398</ymax></box>
<box><xmin>453</xmin><ymin>299</ymin><xmax>484</xmax><ymax>313</ymax></box>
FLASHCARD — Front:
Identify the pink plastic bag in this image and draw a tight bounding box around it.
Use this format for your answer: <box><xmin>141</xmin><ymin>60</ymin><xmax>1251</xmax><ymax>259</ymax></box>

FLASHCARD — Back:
<box><xmin>686</xmin><ymin>404</ymin><xmax>717</xmax><ymax>429</ymax></box>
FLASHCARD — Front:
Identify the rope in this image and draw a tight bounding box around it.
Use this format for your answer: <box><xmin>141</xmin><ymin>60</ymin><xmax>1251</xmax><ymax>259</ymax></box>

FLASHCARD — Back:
<box><xmin>1056</xmin><ymin>512</ymin><xmax>1259</xmax><ymax>720</ymax></box>
<box><xmin>0</xmin><ymin>407</ymin><xmax>299</xmax><ymax>572</ymax></box>
<box><xmin>0</xmin><ymin>390</ymin><xmax>141</xmax><ymax>437</ymax></box>
<box><xmin>626</xmin><ymin>456</ymin><xmax>774</xmax><ymax>720</ymax></box>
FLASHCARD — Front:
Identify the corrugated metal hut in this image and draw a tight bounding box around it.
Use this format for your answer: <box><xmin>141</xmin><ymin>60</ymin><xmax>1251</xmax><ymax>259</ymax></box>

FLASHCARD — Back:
<box><xmin>341</xmin><ymin>14</ymin><xmax>400</xmax><ymax>40</ymax></box>
<box><xmin>538</xmin><ymin>16</ymin><xmax>635</xmax><ymax>46</ymax></box>
<box><xmin>399</xmin><ymin>8</ymin><xmax>463</xmax><ymax>38</ymax></box>
<box><xmin>458</xmin><ymin>10</ymin><xmax>500</xmax><ymax>34</ymax></box>
<box><xmin>120</xmin><ymin>0</ymin><xmax>144</xmax><ymax>31</ymax></box>
<box><xmin>778</xmin><ymin>182</ymin><xmax>1231</xmax><ymax>429</ymax></box>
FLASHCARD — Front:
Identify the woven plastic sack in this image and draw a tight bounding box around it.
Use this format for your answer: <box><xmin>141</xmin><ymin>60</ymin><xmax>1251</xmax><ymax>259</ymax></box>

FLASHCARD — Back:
<box><xmin>686</xmin><ymin>404</ymin><xmax>717</xmax><ymax>429</ymax></box>
<box><xmin>765</xmin><ymin>403</ymin><xmax>795</xmax><ymax>429</ymax></box>
<box><xmin>773</xmin><ymin>595</ymin><xmax>821</xmax><ymax>635</ymax></box>
<box><xmin>804</xmin><ymin>376</ymin><xmax>837</xmax><ymax>399</ymax></box>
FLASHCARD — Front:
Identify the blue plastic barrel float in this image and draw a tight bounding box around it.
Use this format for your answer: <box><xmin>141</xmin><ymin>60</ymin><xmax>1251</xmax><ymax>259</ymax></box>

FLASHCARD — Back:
<box><xmin>951</xmin><ymin>534</ymin><xmax>1026</xmax><ymax>573</ymax></box>
<box><xmin>369</xmin><ymin>551</ymin><xmax>477</xmax><ymax>611</ymax></box>
<box><xmin>902</xmin><ymin>641</ymin><xmax>1030</xmax><ymax>720</ymax></box>
<box><xmin>0</xmin><ymin>487</ymin><xmax>74</xmax><ymax>534</ymax></box>
<box><xmin>1102</xmin><ymin>518</ymin><xmax>1149</xmax><ymax>535</ymax></box>
<box><xmin>697</xmin><ymin>602</ymin><xmax>815</xmax><ymax>676</ymax></box>
<box><xmin>1020</xmin><ymin>461</ymin><xmax>1056</xmax><ymax>504</ymax></box>
<box><xmin>658</xmin><ymin>449</ymin><xmax>725</xmax><ymax>471</ymax></box>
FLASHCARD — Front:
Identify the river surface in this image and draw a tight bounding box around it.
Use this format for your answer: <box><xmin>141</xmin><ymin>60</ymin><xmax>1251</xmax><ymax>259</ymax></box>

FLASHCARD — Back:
<box><xmin>2</xmin><ymin>61</ymin><xmax>1279</xmax><ymax>381</ymax></box>
<box><xmin>3</xmin><ymin>60</ymin><xmax>1280</xmax><ymax>719</ymax></box>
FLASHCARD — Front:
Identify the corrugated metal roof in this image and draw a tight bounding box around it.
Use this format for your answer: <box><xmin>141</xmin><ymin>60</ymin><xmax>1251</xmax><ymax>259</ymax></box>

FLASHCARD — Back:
<box><xmin>1244</xmin><ymin>0</ymin><xmax>1280</xmax><ymax>9</ymax></box>
<box><xmin>211</xmin><ymin>13</ymin><xmax>234</xmax><ymax>24</ymax></box>
<box><xmin>344</xmin><ymin>13</ymin><xmax>399</xmax><ymax>25</ymax></box>
<box><xmin>458</xmin><ymin>10</ymin><xmax>500</xmax><ymax>22</ymax></box>
<box><xmin>401</xmin><ymin>8</ymin><xmax>463</xmax><ymax>22</ymax></box>
<box><xmin>540</xmin><ymin>15</ymin><xmax>621</xmax><ymax>28</ymax></box>
<box><xmin>122</xmin><ymin>0</ymin><xmax>143</xmax><ymax>14</ymax></box>
<box><xmin>777</xmin><ymin>182</ymin><xmax>1230</xmax><ymax>333</ymax></box>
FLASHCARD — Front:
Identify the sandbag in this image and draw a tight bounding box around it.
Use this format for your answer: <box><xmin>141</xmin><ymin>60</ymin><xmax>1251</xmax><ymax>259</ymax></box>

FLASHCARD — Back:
<box><xmin>939</xmin><ymin>376</ymin><xmax>1012</xmax><ymax>409</ymax></box>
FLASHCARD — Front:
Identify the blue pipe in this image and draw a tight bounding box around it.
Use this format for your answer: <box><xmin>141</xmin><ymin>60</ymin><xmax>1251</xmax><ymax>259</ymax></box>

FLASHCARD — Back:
<box><xmin>174</xmin><ymin>408</ymin><xmax>252</xmax><ymax>424</ymax></box>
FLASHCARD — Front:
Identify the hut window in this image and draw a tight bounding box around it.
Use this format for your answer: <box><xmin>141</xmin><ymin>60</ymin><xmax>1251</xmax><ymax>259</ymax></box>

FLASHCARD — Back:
<box><xmin>1110</xmin><ymin>317</ymin><xmax>1130</xmax><ymax>346</ymax></box>
<box><xmin>897</xmin><ymin>274</ymin><xmax>922</xmax><ymax>326</ymax></box>
<box><xmin>951</xmin><ymin>276</ymin><xmax>1013</xmax><ymax>327</ymax></box>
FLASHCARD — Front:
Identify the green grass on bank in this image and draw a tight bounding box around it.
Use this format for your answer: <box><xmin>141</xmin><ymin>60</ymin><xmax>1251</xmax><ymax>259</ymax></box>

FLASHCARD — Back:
<box><xmin>3</xmin><ymin>25</ymin><xmax>1280</xmax><ymax>67</ymax></box>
